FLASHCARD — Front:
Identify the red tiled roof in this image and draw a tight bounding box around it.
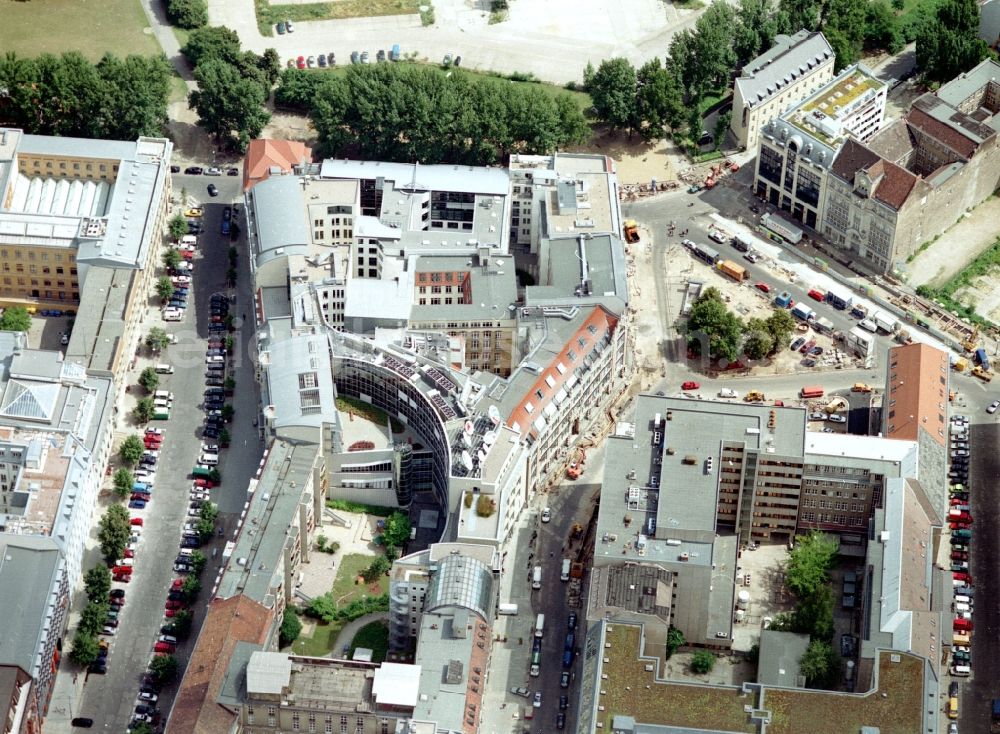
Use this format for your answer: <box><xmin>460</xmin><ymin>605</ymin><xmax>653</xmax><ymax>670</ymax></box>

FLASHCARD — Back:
<box><xmin>906</xmin><ymin>107</ymin><xmax>979</xmax><ymax>160</ymax></box>
<box><xmin>506</xmin><ymin>306</ymin><xmax>619</xmax><ymax>438</ymax></box>
<box><xmin>167</xmin><ymin>595</ymin><xmax>273</xmax><ymax>734</ymax></box>
<box><xmin>884</xmin><ymin>342</ymin><xmax>949</xmax><ymax>447</ymax></box>
<box><xmin>871</xmin><ymin>159</ymin><xmax>917</xmax><ymax>210</ymax></box>
<box><xmin>242</xmin><ymin>139</ymin><xmax>312</xmax><ymax>191</ymax></box>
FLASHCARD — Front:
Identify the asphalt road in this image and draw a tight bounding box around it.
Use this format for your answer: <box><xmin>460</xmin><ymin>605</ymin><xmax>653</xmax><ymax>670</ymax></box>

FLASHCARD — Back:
<box><xmin>959</xmin><ymin>419</ymin><xmax>1000</xmax><ymax>733</ymax></box>
<box><xmin>74</xmin><ymin>173</ymin><xmax>263</xmax><ymax>731</ymax></box>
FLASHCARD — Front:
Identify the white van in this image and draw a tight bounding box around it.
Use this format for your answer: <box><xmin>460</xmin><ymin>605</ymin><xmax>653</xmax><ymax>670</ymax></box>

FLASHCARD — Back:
<box><xmin>154</xmin><ymin>390</ymin><xmax>174</xmax><ymax>401</ymax></box>
<box><xmin>954</xmin><ymin>594</ymin><xmax>971</xmax><ymax>605</ymax></box>
<box><xmin>718</xmin><ymin>388</ymin><xmax>739</xmax><ymax>399</ymax></box>
<box><xmin>154</xmin><ymin>364</ymin><xmax>174</xmax><ymax>374</ymax></box>
<box><xmin>950</xmin><ymin>664</ymin><xmax>971</xmax><ymax>677</ymax></box>
<box><xmin>206</xmin><ymin>355</ymin><xmax>225</xmax><ymax>364</ymax></box>
<box><xmin>199</xmin><ymin>453</ymin><xmax>220</xmax><ymax>466</ymax></box>
<box><xmin>180</xmin><ymin>235</ymin><xmax>198</xmax><ymax>246</ymax></box>
<box><xmin>153</xmin><ymin>398</ymin><xmax>172</xmax><ymax>409</ymax></box>
<box><xmin>954</xmin><ymin>602</ymin><xmax>971</xmax><ymax>614</ymax></box>
<box><xmin>532</xmin><ymin>566</ymin><xmax>542</xmax><ymax>590</ymax></box>
<box><xmin>858</xmin><ymin>318</ymin><xmax>878</xmax><ymax>333</ymax></box>
<box><xmin>560</xmin><ymin>558</ymin><xmax>571</xmax><ymax>582</ymax></box>
<box><xmin>163</xmin><ymin>309</ymin><xmax>183</xmax><ymax>322</ymax></box>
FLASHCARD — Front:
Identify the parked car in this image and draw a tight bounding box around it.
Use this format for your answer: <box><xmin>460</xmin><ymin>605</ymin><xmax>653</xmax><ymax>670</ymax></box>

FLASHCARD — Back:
<box><xmin>184</xmin><ymin>167</ymin><xmax>203</xmax><ymax>175</ymax></box>
<box><xmin>207</xmin><ymin>184</ymin><xmax>219</xmax><ymax>197</ymax></box>
<box><xmin>681</xmin><ymin>381</ymin><xmax>700</xmax><ymax>391</ymax></box>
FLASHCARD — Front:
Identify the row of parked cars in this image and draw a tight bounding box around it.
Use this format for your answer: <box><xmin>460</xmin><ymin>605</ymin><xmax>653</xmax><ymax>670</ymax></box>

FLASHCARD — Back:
<box><xmin>162</xmin><ymin>232</ymin><xmax>198</xmax><ymax>322</ymax></box>
<box><xmin>948</xmin><ymin>413</ymin><xmax>973</xmax><ymax>684</ymax></box>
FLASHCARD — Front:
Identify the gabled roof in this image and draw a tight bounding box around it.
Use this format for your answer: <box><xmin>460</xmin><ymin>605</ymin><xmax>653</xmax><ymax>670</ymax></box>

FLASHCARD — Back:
<box><xmin>168</xmin><ymin>595</ymin><xmax>271</xmax><ymax>734</ymax></box>
<box><xmin>243</xmin><ymin>139</ymin><xmax>312</xmax><ymax>191</ymax></box>
<box><xmin>830</xmin><ymin>138</ymin><xmax>918</xmax><ymax>211</ymax></box>
<box><xmin>735</xmin><ymin>31</ymin><xmax>835</xmax><ymax>110</ymax></box>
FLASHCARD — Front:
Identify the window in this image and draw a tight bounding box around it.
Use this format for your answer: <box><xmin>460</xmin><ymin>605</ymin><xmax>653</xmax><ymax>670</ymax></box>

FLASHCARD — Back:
<box><xmin>299</xmin><ymin>372</ymin><xmax>318</xmax><ymax>388</ymax></box>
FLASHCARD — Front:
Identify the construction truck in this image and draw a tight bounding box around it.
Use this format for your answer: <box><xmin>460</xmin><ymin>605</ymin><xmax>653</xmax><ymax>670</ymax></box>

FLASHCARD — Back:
<box><xmin>972</xmin><ymin>366</ymin><xmax>993</xmax><ymax>382</ymax></box>
<box><xmin>962</xmin><ymin>326</ymin><xmax>980</xmax><ymax>353</ymax></box>
<box><xmin>566</xmin><ymin>447</ymin><xmax>586</xmax><ymax>479</ymax></box>
<box><xmin>744</xmin><ymin>390</ymin><xmax>765</xmax><ymax>402</ymax></box>
<box><xmin>570</xmin><ymin>524</ymin><xmax>584</xmax><ymax>541</ymax></box>
<box><xmin>623</xmin><ymin>220</ymin><xmax>640</xmax><ymax>243</ymax></box>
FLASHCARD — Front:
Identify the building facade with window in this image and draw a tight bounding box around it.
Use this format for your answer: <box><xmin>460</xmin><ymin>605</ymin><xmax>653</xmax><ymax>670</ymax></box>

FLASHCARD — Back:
<box><xmin>753</xmin><ymin>65</ymin><xmax>886</xmax><ymax>230</ymax></box>
<box><xmin>730</xmin><ymin>30</ymin><xmax>836</xmax><ymax>151</ymax></box>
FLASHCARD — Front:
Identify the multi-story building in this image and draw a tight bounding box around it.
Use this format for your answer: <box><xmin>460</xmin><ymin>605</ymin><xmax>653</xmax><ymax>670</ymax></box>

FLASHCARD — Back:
<box><xmin>754</xmin><ymin>64</ymin><xmax>886</xmax><ymax>229</ymax></box>
<box><xmin>241</xmin><ymin>652</ymin><xmax>420</xmax><ymax>734</ymax></box>
<box><xmin>0</xmin><ymin>128</ymin><xmax>172</xmax><ymax>309</ymax></box>
<box><xmin>0</xmin><ymin>536</ymin><xmax>68</xmax><ymax>734</ymax></box>
<box><xmin>730</xmin><ymin>30</ymin><xmax>836</xmax><ymax>151</ymax></box>
<box><xmin>823</xmin><ymin>59</ymin><xmax>1000</xmax><ymax>272</ymax></box>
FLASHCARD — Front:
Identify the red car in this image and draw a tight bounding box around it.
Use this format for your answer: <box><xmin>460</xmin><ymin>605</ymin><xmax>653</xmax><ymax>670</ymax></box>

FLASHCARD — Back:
<box><xmin>112</xmin><ymin>565</ymin><xmax>133</xmax><ymax>576</ymax></box>
<box><xmin>130</xmin><ymin>517</ymin><xmax>143</xmax><ymax>526</ymax></box>
<box><xmin>296</xmin><ymin>55</ymin><xmax>306</xmax><ymax>69</ymax></box>
<box><xmin>171</xmin><ymin>578</ymin><xmax>184</xmax><ymax>590</ymax></box>
<box><xmin>165</xmin><ymin>600</ymin><xmax>185</xmax><ymax>610</ymax></box>
<box><xmin>951</xmin><ymin>551</ymin><xmax>968</xmax><ymax>561</ymax></box>
<box><xmin>114</xmin><ymin>573</ymin><xmax>131</xmax><ymax>583</ymax></box>
<box><xmin>948</xmin><ymin>512</ymin><xmax>973</xmax><ymax>523</ymax></box>
<box><xmin>950</xmin><ymin>498</ymin><xmax>969</xmax><ymax>506</ymax></box>
<box><xmin>799</xmin><ymin>340</ymin><xmax>816</xmax><ymax>354</ymax></box>
<box><xmin>807</xmin><ymin>289</ymin><xmax>825</xmax><ymax>302</ymax></box>
<box><xmin>681</xmin><ymin>381</ymin><xmax>700</xmax><ymax>391</ymax></box>
<box><xmin>193</xmin><ymin>479</ymin><xmax>215</xmax><ymax>488</ymax></box>
<box><xmin>953</xmin><ymin>571</ymin><xmax>972</xmax><ymax>584</ymax></box>
<box><xmin>123</xmin><ymin>549</ymin><xmax>135</xmax><ymax>559</ymax></box>
<box><xmin>154</xmin><ymin>642</ymin><xmax>176</xmax><ymax>654</ymax></box>
<box><xmin>953</xmin><ymin>617</ymin><xmax>973</xmax><ymax>631</ymax></box>
<box><xmin>144</xmin><ymin>439</ymin><xmax>162</xmax><ymax>449</ymax></box>
<box><xmin>754</xmin><ymin>282</ymin><xmax>770</xmax><ymax>293</ymax></box>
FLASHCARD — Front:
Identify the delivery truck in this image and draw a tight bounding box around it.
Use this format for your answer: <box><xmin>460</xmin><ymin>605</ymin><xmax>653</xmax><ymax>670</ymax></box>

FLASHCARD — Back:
<box><xmin>717</xmin><ymin>260</ymin><xmax>748</xmax><ymax>282</ymax></box>
<box><xmin>871</xmin><ymin>310</ymin><xmax>898</xmax><ymax>333</ymax></box>
<box><xmin>975</xmin><ymin>348</ymin><xmax>990</xmax><ymax>372</ymax></box>
<box><xmin>791</xmin><ymin>303</ymin><xmax>816</xmax><ymax>321</ymax></box>
<box><xmin>825</xmin><ymin>287</ymin><xmax>853</xmax><ymax>310</ymax></box>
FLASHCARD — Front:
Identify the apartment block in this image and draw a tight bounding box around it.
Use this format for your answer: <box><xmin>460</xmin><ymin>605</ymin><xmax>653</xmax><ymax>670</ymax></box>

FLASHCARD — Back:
<box><xmin>754</xmin><ymin>64</ymin><xmax>886</xmax><ymax>229</ymax></box>
<box><xmin>731</xmin><ymin>30</ymin><xmax>836</xmax><ymax>151</ymax></box>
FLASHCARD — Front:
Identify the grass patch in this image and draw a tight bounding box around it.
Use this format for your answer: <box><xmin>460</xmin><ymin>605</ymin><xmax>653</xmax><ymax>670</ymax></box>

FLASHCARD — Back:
<box><xmin>332</xmin><ymin>553</ymin><xmax>390</xmax><ymax>606</ymax></box>
<box><xmin>350</xmin><ymin>620</ymin><xmax>390</xmax><ymax>662</ymax></box>
<box><xmin>289</xmin><ymin>619</ymin><xmax>342</xmax><ymax>656</ymax></box>
<box><xmin>764</xmin><ymin>651</ymin><xmax>924</xmax><ymax>734</ymax></box>
<box><xmin>255</xmin><ymin>0</ymin><xmax>422</xmax><ymax>35</ymax></box>
<box><xmin>169</xmin><ymin>73</ymin><xmax>190</xmax><ymax>105</ymax></box>
<box><xmin>327</xmin><ymin>499</ymin><xmax>395</xmax><ymax>517</ymax></box>
<box><xmin>915</xmin><ymin>236</ymin><xmax>1000</xmax><ymax>329</ymax></box>
<box><xmin>0</xmin><ymin>0</ymin><xmax>161</xmax><ymax>60</ymax></box>
<box><xmin>336</xmin><ymin>395</ymin><xmax>404</xmax><ymax>433</ymax></box>
<box><xmin>420</xmin><ymin>4</ymin><xmax>435</xmax><ymax>25</ymax></box>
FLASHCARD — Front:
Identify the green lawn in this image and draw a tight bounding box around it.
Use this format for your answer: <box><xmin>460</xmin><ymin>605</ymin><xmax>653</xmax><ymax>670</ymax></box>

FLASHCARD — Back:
<box><xmin>0</xmin><ymin>0</ymin><xmax>161</xmax><ymax>60</ymax></box>
<box><xmin>290</xmin><ymin>619</ymin><xmax>343</xmax><ymax>657</ymax></box>
<box><xmin>350</xmin><ymin>620</ymin><xmax>390</xmax><ymax>662</ymax></box>
<box><xmin>255</xmin><ymin>0</ymin><xmax>421</xmax><ymax>35</ymax></box>
<box><xmin>336</xmin><ymin>396</ymin><xmax>404</xmax><ymax>433</ymax></box>
<box><xmin>332</xmin><ymin>553</ymin><xmax>389</xmax><ymax>606</ymax></box>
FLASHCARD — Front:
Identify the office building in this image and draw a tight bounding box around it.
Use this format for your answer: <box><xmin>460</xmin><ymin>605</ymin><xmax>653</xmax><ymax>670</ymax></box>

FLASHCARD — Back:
<box><xmin>730</xmin><ymin>31</ymin><xmax>836</xmax><ymax>151</ymax></box>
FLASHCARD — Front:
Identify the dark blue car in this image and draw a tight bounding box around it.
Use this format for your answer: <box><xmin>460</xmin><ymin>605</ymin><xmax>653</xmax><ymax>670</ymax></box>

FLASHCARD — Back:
<box><xmin>129</xmin><ymin>499</ymin><xmax>147</xmax><ymax>509</ymax></box>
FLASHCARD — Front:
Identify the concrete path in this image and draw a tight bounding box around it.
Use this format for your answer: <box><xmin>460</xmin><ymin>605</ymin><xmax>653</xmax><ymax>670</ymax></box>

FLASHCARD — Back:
<box><xmin>330</xmin><ymin>612</ymin><xmax>390</xmax><ymax>658</ymax></box>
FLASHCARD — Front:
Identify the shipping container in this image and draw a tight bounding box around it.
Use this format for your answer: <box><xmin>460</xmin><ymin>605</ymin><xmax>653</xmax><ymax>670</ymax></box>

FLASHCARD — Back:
<box><xmin>774</xmin><ymin>291</ymin><xmax>793</xmax><ymax>308</ymax></box>
<box><xmin>800</xmin><ymin>386</ymin><xmax>825</xmax><ymax>398</ymax></box>
<box><xmin>717</xmin><ymin>260</ymin><xmax>747</xmax><ymax>281</ymax></box>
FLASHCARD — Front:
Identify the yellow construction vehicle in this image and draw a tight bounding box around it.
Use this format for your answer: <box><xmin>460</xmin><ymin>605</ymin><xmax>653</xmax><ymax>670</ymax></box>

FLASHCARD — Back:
<box><xmin>962</xmin><ymin>327</ymin><xmax>980</xmax><ymax>353</ymax></box>
<box><xmin>623</xmin><ymin>220</ymin><xmax>640</xmax><ymax>243</ymax></box>
<box><xmin>972</xmin><ymin>366</ymin><xmax>993</xmax><ymax>382</ymax></box>
<box><xmin>744</xmin><ymin>390</ymin><xmax>765</xmax><ymax>402</ymax></box>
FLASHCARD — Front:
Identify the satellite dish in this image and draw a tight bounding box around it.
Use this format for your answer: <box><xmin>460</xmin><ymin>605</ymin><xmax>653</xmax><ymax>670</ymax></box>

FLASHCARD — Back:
<box><xmin>461</xmin><ymin>451</ymin><xmax>473</xmax><ymax>471</ymax></box>
<box><xmin>460</xmin><ymin>431</ymin><xmax>471</xmax><ymax>447</ymax></box>
<box><xmin>488</xmin><ymin>405</ymin><xmax>501</xmax><ymax>426</ymax></box>
<box><xmin>483</xmin><ymin>431</ymin><xmax>496</xmax><ymax>446</ymax></box>
<box><xmin>464</xmin><ymin>420</ymin><xmax>475</xmax><ymax>435</ymax></box>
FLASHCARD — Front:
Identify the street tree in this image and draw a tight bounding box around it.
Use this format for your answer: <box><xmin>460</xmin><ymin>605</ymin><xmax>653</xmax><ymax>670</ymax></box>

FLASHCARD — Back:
<box><xmin>138</xmin><ymin>367</ymin><xmax>160</xmax><ymax>393</ymax></box>
<box><xmin>84</xmin><ymin>565</ymin><xmax>112</xmax><ymax>602</ymax></box>
<box><xmin>786</xmin><ymin>531</ymin><xmax>838</xmax><ymax>598</ymax></box>
<box><xmin>181</xmin><ymin>575</ymin><xmax>201</xmax><ymax>601</ymax></box>
<box><xmin>69</xmin><ymin>631</ymin><xmax>100</xmax><ymax>666</ymax></box>
<box><xmin>113</xmin><ymin>467</ymin><xmax>135</xmax><ymax>497</ymax></box>
<box><xmin>763</xmin><ymin>309</ymin><xmax>796</xmax><ymax>353</ymax></box>
<box><xmin>148</xmin><ymin>654</ymin><xmax>179</xmax><ymax>684</ymax></box>
<box><xmin>156</xmin><ymin>276</ymin><xmax>175</xmax><ymax>302</ymax></box>
<box><xmin>79</xmin><ymin>601</ymin><xmax>109</xmax><ymax>636</ymax></box>
<box><xmin>133</xmin><ymin>397</ymin><xmax>156</xmax><ymax>423</ymax></box>
<box><xmin>189</xmin><ymin>550</ymin><xmax>207</xmax><ymax>575</ymax></box>
<box><xmin>119</xmin><ymin>434</ymin><xmax>145</xmax><ymax>466</ymax></box>
<box><xmin>713</xmin><ymin>111</ymin><xmax>732</xmax><ymax>151</ymax></box>
<box><xmin>0</xmin><ymin>307</ymin><xmax>31</xmax><ymax>332</ymax></box>
<box><xmin>168</xmin><ymin>213</ymin><xmax>188</xmax><ymax>240</ymax></box>
<box><xmin>916</xmin><ymin>0</ymin><xmax>990</xmax><ymax>83</ymax></box>
<box><xmin>381</xmin><ymin>511</ymin><xmax>412</xmax><ymax>548</ymax></box>
<box><xmin>587</xmin><ymin>58</ymin><xmax>638</xmax><ymax>133</ymax></box>
<box><xmin>145</xmin><ymin>327</ymin><xmax>170</xmax><ymax>352</ymax></box>
<box><xmin>167</xmin><ymin>0</ymin><xmax>208</xmax><ymax>28</ymax></box>
<box><xmin>280</xmin><ymin>608</ymin><xmax>303</xmax><ymax>646</ymax></box>
<box><xmin>221</xmin><ymin>404</ymin><xmax>235</xmax><ymax>422</ymax></box>
<box><xmin>168</xmin><ymin>609</ymin><xmax>193</xmax><ymax>638</ymax></box>
<box><xmin>691</xmin><ymin>650</ymin><xmax>716</xmax><ymax>674</ymax></box>
<box><xmin>799</xmin><ymin>639</ymin><xmax>838</xmax><ymax>687</ymax></box>
<box><xmin>162</xmin><ymin>248</ymin><xmax>181</xmax><ymax>270</ymax></box>
<box><xmin>99</xmin><ymin>504</ymin><xmax>131</xmax><ymax>563</ymax></box>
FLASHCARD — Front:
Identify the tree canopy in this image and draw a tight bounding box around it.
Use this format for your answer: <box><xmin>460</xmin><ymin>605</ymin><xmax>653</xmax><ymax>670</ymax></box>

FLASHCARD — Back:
<box><xmin>119</xmin><ymin>434</ymin><xmax>145</xmax><ymax>466</ymax></box>
<box><xmin>0</xmin><ymin>307</ymin><xmax>31</xmax><ymax>332</ymax></box>
<box><xmin>0</xmin><ymin>51</ymin><xmax>170</xmax><ymax>140</ymax></box>
<box><xmin>916</xmin><ymin>0</ymin><xmax>991</xmax><ymax>83</ymax></box>
<box><xmin>786</xmin><ymin>531</ymin><xmax>838</xmax><ymax>598</ymax></box>
<box><xmin>295</xmin><ymin>64</ymin><xmax>590</xmax><ymax>165</ymax></box>
<box><xmin>586</xmin><ymin>58</ymin><xmax>639</xmax><ymax>132</ymax></box>
<box><xmin>98</xmin><ymin>504</ymin><xmax>131</xmax><ymax>564</ymax></box>
<box><xmin>167</xmin><ymin>0</ymin><xmax>208</xmax><ymax>29</ymax></box>
<box><xmin>687</xmin><ymin>287</ymin><xmax>745</xmax><ymax>362</ymax></box>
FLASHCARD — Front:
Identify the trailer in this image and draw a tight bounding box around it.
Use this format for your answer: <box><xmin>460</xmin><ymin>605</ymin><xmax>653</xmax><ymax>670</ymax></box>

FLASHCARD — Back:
<box><xmin>774</xmin><ymin>291</ymin><xmax>793</xmax><ymax>308</ymax></box>
<box><xmin>846</xmin><ymin>326</ymin><xmax>875</xmax><ymax>358</ymax></box>
<box><xmin>731</xmin><ymin>236</ymin><xmax>752</xmax><ymax>253</ymax></box>
<box><xmin>717</xmin><ymin>260</ymin><xmax>748</xmax><ymax>282</ymax></box>
<box><xmin>761</xmin><ymin>212</ymin><xmax>803</xmax><ymax>244</ymax></box>
<box><xmin>813</xmin><ymin>316</ymin><xmax>834</xmax><ymax>335</ymax></box>
<box><xmin>871</xmin><ymin>310</ymin><xmax>898</xmax><ymax>333</ymax></box>
<box><xmin>791</xmin><ymin>303</ymin><xmax>816</xmax><ymax>321</ymax></box>
<box><xmin>975</xmin><ymin>348</ymin><xmax>990</xmax><ymax>372</ymax></box>
<box><xmin>800</xmin><ymin>385</ymin><xmax>825</xmax><ymax>398</ymax></box>
<box><xmin>692</xmin><ymin>242</ymin><xmax>721</xmax><ymax>265</ymax></box>
<box><xmin>825</xmin><ymin>288</ymin><xmax>853</xmax><ymax>310</ymax></box>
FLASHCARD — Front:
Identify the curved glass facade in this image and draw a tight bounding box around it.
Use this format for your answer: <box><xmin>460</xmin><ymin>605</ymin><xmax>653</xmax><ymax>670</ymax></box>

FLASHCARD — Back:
<box><xmin>393</xmin><ymin>443</ymin><xmax>414</xmax><ymax>507</ymax></box>
<box><xmin>425</xmin><ymin>552</ymin><xmax>493</xmax><ymax>621</ymax></box>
